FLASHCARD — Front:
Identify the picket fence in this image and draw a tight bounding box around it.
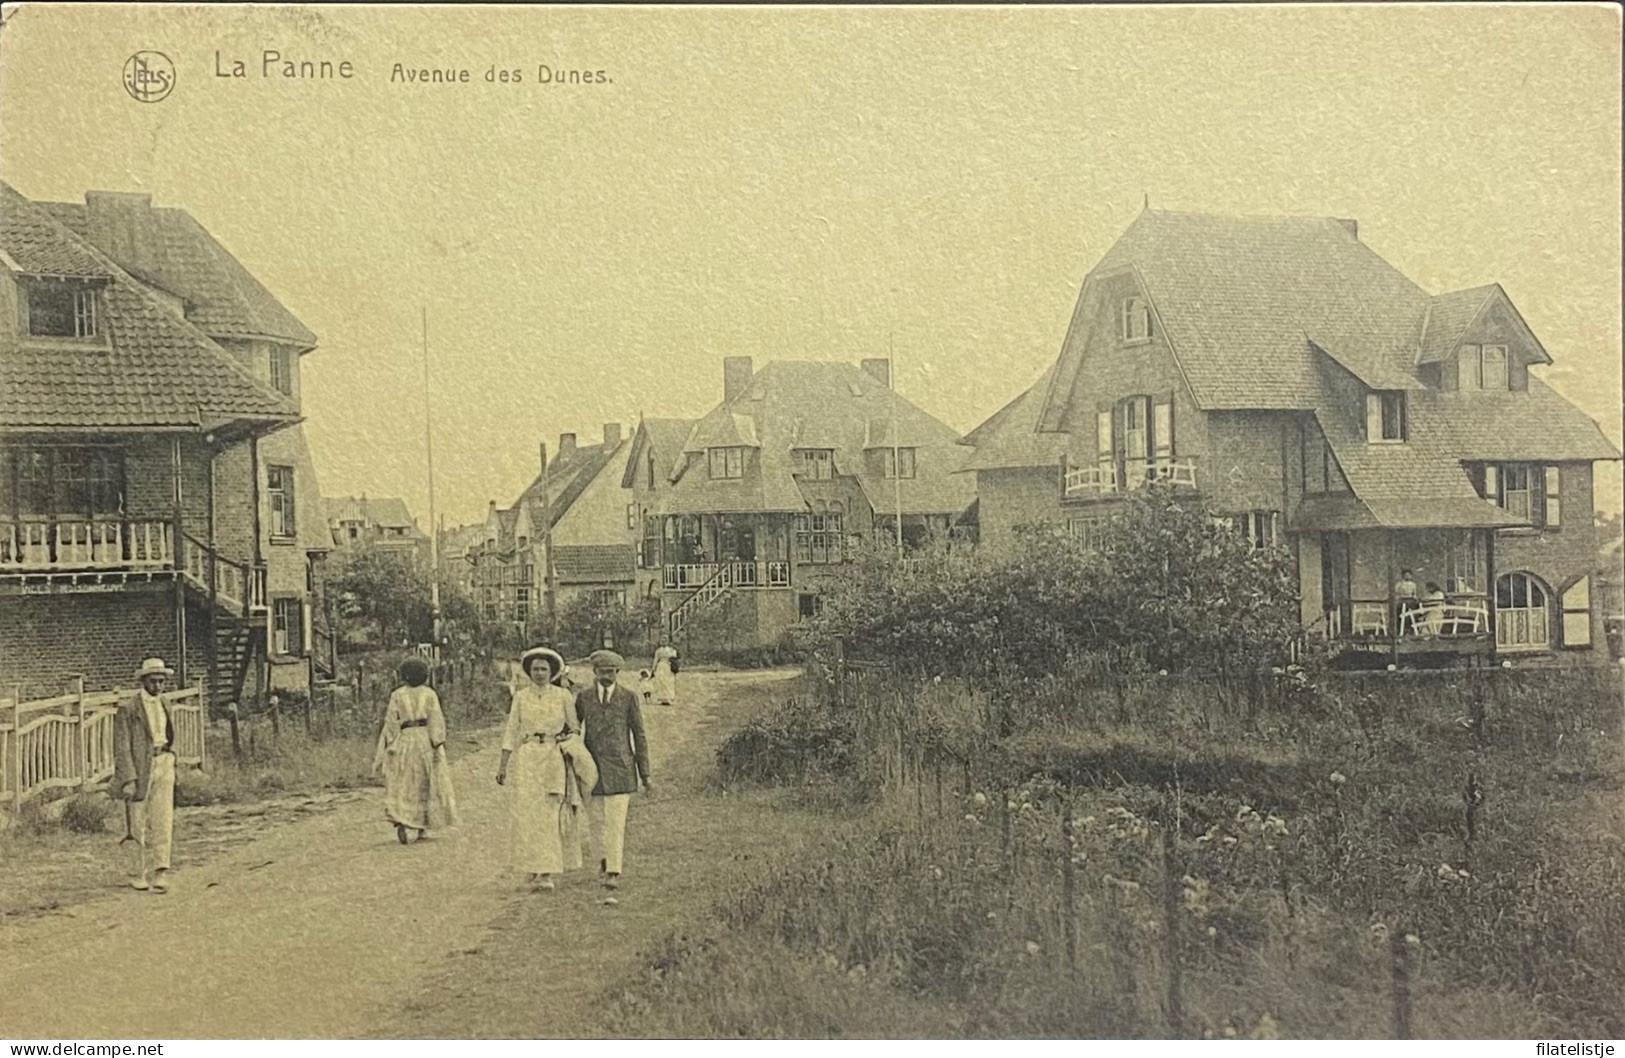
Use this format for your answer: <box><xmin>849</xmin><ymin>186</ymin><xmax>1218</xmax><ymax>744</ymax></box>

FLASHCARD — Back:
<box><xmin>0</xmin><ymin>681</ymin><xmax>207</xmax><ymax>814</ymax></box>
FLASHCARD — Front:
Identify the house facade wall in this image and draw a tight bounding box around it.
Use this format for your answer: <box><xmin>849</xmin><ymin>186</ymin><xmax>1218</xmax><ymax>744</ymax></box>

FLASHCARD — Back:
<box><xmin>0</xmin><ymin>589</ymin><xmax>184</xmax><ymax>697</ymax></box>
<box><xmin>552</xmin><ymin>444</ymin><xmax>634</xmax><ymax>548</ymax></box>
<box><xmin>1495</xmin><ymin>460</ymin><xmax>1603</xmax><ymax>655</ymax></box>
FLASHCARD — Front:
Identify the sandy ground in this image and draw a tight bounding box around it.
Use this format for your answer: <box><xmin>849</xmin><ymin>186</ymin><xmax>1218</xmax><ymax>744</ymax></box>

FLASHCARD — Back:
<box><xmin>0</xmin><ymin>668</ymin><xmax>810</xmax><ymax>1039</ymax></box>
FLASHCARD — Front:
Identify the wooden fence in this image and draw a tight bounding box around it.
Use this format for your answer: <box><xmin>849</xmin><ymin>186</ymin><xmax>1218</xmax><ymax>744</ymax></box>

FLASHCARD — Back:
<box><xmin>0</xmin><ymin>681</ymin><xmax>207</xmax><ymax>814</ymax></box>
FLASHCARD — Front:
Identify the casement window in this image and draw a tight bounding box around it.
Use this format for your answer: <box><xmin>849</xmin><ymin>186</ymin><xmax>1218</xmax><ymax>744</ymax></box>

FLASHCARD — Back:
<box><xmin>1365</xmin><ymin>391</ymin><xmax>1406</xmax><ymax>443</ymax></box>
<box><xmin>1232</xmin><ymin>511</ymin><xmax>1281</xmax><ymax>550</ymax></box>
<box><xmin>708</xmin><ymin>447</ymin><xmax>746</xmax><ymax>480</ymax></box>
<box><xmin>1479</xmin><ymin>463</ymin><xmax>1560</xmax><ymax>529</ymax></box>
<box><xmin>883</xmin><ymin>447</ymin><xmax>917</xmax><ymax>480</ymax></box>
<box><xmin>1153</xmin><ymin>398</ymin><xmax>1174</xmax><ymax>462</ymax></box>
<box><xmin>514</xmin><ymin>586</ymin><xmax>530</xmax><ymax>623</ymax></box>
<box><xmin>794</xmin><ymin>511</ymin><xmax>844</xmax><ymax>564</ymax></box>
<box><xmin>1561</xmin><ymin>577</ymin><xmax>1592</xmax><ymax>648</ymax></box>
<box><xmin>1123</xmin><ymin>398</ymin><xmax>1148</xmax><ymax>471</ymax></box>
<box><xmin>1457</xmin><ymin>344</ymin><xmax>1509</xmax><ymax>391</ymax></box>
<box><xmin>10</xmin><ymin>446</ymin><xmax>124</xmax><ymax>516</ymax></box>
<box><xmin>645</xmin><ymin>450</ymin><xmax>657</xmax><ymax>490</ymax></box>
<box><xmin>1121</xmin><ymin>297</ymin><xmax>1153</xmax><ymax>343</ymax></box>
<box><xmin>625</xmin><ymin>503</ymin><xmax>638</xmax><ymax>531</ymax></box>
<box><xmin>1496</xmin><ymin>571</ymin><xmax>1550</xmax><ymax>652</ymax></box>
<box><xmin>794</xmin><ymin>448</ymin><xmax>836</xmax><ymax>480</ymax></box>
<box><xmin>270</xmin><ymin>348</ymin><xmax>293</xmax><ymax>396</ymax></box>
<box><xmin>640</xmin><ymin>517</ymin><xmax>661</xmax><ymax>569</ymax></box>
<box><xmin>1096</xmin><ymin>408</ymin><xmax>1116</xmax><ymax>485</ymax></box>
<box><xmin>1445</xmin><ymin>532</ymin><xmax>1484</xmax><ymax>594</ymax></box>
<box><xmin>271</xmin><ymin>597</ymin><xmax>303</xmax><ymax>656</ymax></box>
<box><xmin>25</xmin><ymin>283</ymin><xmax>99</xmax><ymax>339</ymax></box>
<box><xmin>267</xmin><ymin>465</ymin><xmax>296</xmax><ymax>538</ymax></box>
<box><xmin>797</xmin><ymin>593</ymin><xmax>823</xmax><ymax>619</ymax></box>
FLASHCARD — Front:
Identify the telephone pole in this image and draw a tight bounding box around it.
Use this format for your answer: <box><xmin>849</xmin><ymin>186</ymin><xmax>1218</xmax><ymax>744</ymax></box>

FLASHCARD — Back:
<box><xmin>421</xmin><ymin>308</ymin><xmax>441</xmax><ymax>664</ymax></box>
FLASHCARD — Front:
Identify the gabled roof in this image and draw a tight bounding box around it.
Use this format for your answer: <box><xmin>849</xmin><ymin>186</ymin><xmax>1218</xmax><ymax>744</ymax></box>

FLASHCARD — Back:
<box><xmin>0</xmin><ymin>183</ymin><xmax>300</xmax><ymax>434</ymax></box>
<box><xmin>43</xmin><ymin>194</ymin><xmax>317</xmax><ymax>348</ymax></box>
<box><xmin>959</xmin><ymin>364</ymin><xmax>1071</xmax><ymax>472</ymax></box>
<box><xmin>620</xmin><ymin>417</ymin><xmax>697</xmax><ymax>488</ymax></box>
<box><xmin>516</xmin><ymin>438</ymin><xmax>625</xmax><ymax>531</ymax></box>
<box><xmin>1416</xmin><ymin>286</ymin><xmax>1497</xmax><ymax>365</ymax></box>
<box><xmin>666</xmin><ymin>360</ymin><xmax>975</xmax><ymax>516</ymax></box>
<box><xmin>324</xmin><ymin>496</ymin><xmax>421</xmax><ymax>532</ymax></box>
<box><xmin>553</xmin><ymin>544</ymin><xmax>636</xmax><ymax>584</ymax></box>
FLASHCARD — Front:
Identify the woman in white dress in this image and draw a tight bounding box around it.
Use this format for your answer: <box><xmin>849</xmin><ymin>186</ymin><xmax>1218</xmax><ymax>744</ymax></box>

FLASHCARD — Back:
<box><xmin>651</xmin><ymin>643</ymin><xmax>680</xmax><ymax>706</ymax></box>
<box><xmin>372</xmin><ymin>657</ymin><xmax>459</xmax><ymax>844</ymax></box>
<box><xmin>496</xmin><ymin>646</ymin><xmax>596</xmax><ymax>890</ymax></box>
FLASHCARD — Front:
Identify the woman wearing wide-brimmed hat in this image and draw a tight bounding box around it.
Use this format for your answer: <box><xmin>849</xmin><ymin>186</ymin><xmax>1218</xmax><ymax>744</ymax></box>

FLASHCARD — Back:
<box><xmin>372</xmin><ymin>656</ymin><xmax>459</xmax><ymax>844</ymax></box>
<box><xmin>497</xmin><ymin>645</ymin><xmax>597</xmax><ymax>891</ymax></box>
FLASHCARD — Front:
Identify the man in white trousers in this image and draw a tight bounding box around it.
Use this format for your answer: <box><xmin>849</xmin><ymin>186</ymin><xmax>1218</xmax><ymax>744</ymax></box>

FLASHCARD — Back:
<box><xmin>111</xmin><ymin>657</ymin><xmax>178</xmax><ymax>892</ymax></box>
<box><xmin>575</xmin><ymin>650</ymin><xmax>651</xmax><ymax>890</ymax></box>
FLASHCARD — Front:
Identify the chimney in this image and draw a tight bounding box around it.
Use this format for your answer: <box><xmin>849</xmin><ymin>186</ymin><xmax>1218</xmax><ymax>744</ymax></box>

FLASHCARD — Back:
<box><xmin>603</xmin><ymin>422</ymin><xmax>622</xmax><ymax>447</ymax></box>
<box><xmin>539</xmin><ymin>441</ymin><xmax>548</xmax><ymax>473</ymax></box>
<box><xmin>559</xmin><ymin>432</ymin><xmax>577</xmax><ymax>456</ymax></box>
<box><xmin>861</xmin><ymin>358</ymin><xmax>892</xmax><ymax>389</ymax></box>
<box><xmin>723</xmin><ymin>356</ymin><xmax>754</xmax><ymax>402</ymax></box>
<box><xmin>84</xmin><ymin>191</ymin><xmax>158</xmax><ymax>265</ymax></box>
<box><xmin>1334</xmin><ymin>218</ymin><xmax>1359</xmax><ymax>240</ymax></box>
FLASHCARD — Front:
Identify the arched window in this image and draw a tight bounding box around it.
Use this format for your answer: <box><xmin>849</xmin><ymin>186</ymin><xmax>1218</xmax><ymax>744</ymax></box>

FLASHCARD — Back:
<box><xmin>1496</xmin><ymin>571</ymin><xmax>1551</xmax><ymax>652</ymax></box>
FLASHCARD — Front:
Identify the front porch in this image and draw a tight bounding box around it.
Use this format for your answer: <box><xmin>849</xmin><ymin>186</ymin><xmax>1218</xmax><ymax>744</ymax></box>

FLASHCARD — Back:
<box><xmin>655</xmin><ymin>512</ymin><xmax>802</xmax><ymax>593</ymax></box>
<box><xmin>1313</xmin><ymin>527</ymin><xmax>1501</xmax><ymax>664</ymax></box>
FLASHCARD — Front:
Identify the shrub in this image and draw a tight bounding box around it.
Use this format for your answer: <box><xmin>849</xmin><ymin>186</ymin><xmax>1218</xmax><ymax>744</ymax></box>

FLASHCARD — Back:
<box><xmin>717</xmin><ymin>696</ymin><xmax>854</xmax><ymax>786</ymax></box>
<box><xmin>60</xmin><ymin>793</ymin><xmax>111</xmax><ymax>834</ymax></box>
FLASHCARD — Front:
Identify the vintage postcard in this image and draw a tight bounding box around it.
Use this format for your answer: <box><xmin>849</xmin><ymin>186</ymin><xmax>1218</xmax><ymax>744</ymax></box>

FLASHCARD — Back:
<box><xmin>0</xmin><ymin>2</ymin><xmax>1621</xmax><ymax>1045</ymax></box>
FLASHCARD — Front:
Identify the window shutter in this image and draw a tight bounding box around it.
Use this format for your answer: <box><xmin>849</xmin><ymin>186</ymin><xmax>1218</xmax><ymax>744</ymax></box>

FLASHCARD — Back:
<box><xmin>1457</xmin><ymin>345</ymin><xmax>1480</xmax><ymax>390</ymax></box>
<box><xmin>1485</xmin><ymin>465</ymin><xmax>1501</xmax><ymax>506</ymax></box>
<box><xmin>1153</xmin><ymin>395</ymin><xmax>1173</xmax><ymax>458</ymax></box>
<box><xmin>1561</xmin><ymin>577</ymin><xmax>1592</xmax><ymax>647</ymax></box>
<box><xmin>1095</xmin><ymin>406</ymin><xmax>1114</xmax><ymax>459</ymax></box>
<box><xmin>1364</xmin><ymin>394</ymin><xmax>1382</xmax><ymax>442</ymax></box>
<box><xmin>1544</xmin><ymin>466</ymin><xmax>1561</xmax><ymax>529</ymax></box>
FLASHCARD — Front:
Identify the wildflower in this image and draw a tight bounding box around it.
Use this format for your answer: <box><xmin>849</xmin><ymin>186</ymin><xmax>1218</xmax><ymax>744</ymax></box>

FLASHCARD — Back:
<box><xmin>1405</xmin><ymin>933</ymin><xmax>1421</xmax><ymax>947</ymax></box>
<box><xmin>1235</xmin><ymin>805</ymin><xmax>1255</xmax><ymax>822</ymax></box>
<box><xmin>973</xmin><ymin>792</ymin><xmax>988</xmax><ymax>806</ymax></box>
<box><xmin>1222</xmin><ymin>836</ymin><xmax>1238</xmax><ymax>847</ymax></box>
<box><xmin>1458</xmin><ymin>868</ymin><xmax>1471</xmax><ymax>879</ymax></box>
<box><xmin>1024</xmin><ymin>940</ymin><xmax>1041</xmax><ymax>956</ymax></box>
<box><xmin>1158</xmin><ymin>669</ymin><xmax>1169</xmax><ymax>677</ymax></box>
<box><xmin>1007</xmin><ymin>800</ymin><xmax>1019</xmax><ymax>812</ymax></box>
<box><xmin>986</xmin><ymin>911</ymin><xmax>998</xmax><ymax>920</ymax></box>
<box><xmin>1021</xmin><ymin>802</ymin><xmax>1034</xmax><ymax>812</ymax></box>
<box><xmin>1205</xmin><ymin>925</ymin><xmax>1218</xmax><ymax>938</ymax></box>
<box><xmin>1262</xmin><ymin>814</ymin><xmax>1289</xmax><ymax>837</ymax></box>
<box><xmin>1436</xmin><ymin>863</ymin><xmax>1457</xmax><ymax>880</ymax></box>
<box><xmin>1329</xmin><ymin>771</ymin><xmax>1347</xmax><ymax>785</ymax></box>
<box><xmin>1386</xmin><ymin>663</ymin><xmax>1397</xmax><ymax>672</ymax></box>
<box><xmin>932</xmin><ymin>675</ymin><xmax>942</xmax><ymax>684</ymax></box>
<box><xmin>931</xmin><ymin>866</ymin><xmax>945</xmax><ymax>881</ymax></box>
<box><xmin>963</xmin><ymin>814</ymin><xmax>979</xmax><ymax>824</ymax></box>
<box><xmin>1253</xmin><ymin>1013</ymin><xmax>1281</xmax><ymax>1040</ymax></box>
<box><xmin>1369</xmin><ymin>922</ymin><xmax>1389</xmax><ymax>940</ymax></box>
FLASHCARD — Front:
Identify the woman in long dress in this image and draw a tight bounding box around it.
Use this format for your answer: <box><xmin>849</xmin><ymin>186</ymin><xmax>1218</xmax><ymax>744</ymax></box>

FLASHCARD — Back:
<box><xmin>496</xmin><ymin>646</ymin><xmax>596</xmax><ymax>891</ymax></box>
<box><xmin>372</xmin><ymin>656</ymin><xmax>459</xmax><ymax>844</ymax></box>
<box><xmin>650</xmin><ymin>643</ymin><xmax>680</xmax><ymax>707</ymax></box>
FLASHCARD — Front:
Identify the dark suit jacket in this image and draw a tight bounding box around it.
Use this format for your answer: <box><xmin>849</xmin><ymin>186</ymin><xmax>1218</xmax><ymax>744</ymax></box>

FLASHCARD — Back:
<box><xmin>111</xmin><ymin>694</ymin><xmax>174</xmax><ymax>803</ymax></box>
<box><xmin>575</xmin><ymin>682</ymin><xmax>649</xmax><ymax>796</ymax></box>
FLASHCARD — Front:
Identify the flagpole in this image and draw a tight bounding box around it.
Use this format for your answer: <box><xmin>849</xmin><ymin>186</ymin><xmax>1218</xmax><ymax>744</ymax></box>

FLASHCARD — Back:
<box><xmin>422</xmin><ymin>307</ymin><xmax>441</xmax><ymax>661</ymax></box>
<box><xmin>890</xmin><ymin>334</ymin><xmax>904</xmax><ymax>560</ymax></box>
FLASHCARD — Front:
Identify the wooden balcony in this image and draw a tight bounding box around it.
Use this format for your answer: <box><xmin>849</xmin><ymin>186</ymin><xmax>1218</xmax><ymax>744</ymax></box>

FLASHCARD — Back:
<box><xmin>1325</xmin><ymin>595</ymin><xmax>1495</xmax><ymax>662</ymax></box>
<box><xmin>1064</xmin><ymin>458</ymin><xmax>1199</xmax><ymax>500</ymax></box>
<box><xmin>663</xmin><ymin>560</ymin><xmax>791</xmax><ymax>591</ymax></box>
<box><xmin>0</xmin><ymin>518</ymin><xmax>173</xmax><ymax>570</ymax></box>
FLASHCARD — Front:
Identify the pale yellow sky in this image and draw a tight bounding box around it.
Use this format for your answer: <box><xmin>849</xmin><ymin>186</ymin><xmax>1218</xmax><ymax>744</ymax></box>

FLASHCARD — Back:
<box><xmin>2</xmin><ymin>3</ymin><xmax>1620</xmax><ymax>523</ymax></box>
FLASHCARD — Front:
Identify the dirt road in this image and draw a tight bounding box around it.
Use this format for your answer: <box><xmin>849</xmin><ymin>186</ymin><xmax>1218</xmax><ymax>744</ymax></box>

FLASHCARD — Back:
<box><xmin>0</xmin><ymin>668</ymin><xmax>808</xmax><ymax>1039</ymax></box>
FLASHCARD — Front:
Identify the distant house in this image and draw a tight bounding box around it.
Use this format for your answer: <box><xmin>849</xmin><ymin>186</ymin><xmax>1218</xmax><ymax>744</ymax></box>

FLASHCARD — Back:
<box><xmin>470</xmin><ymin>424</ymin><xmax>636</xmax><ymax>633</ymax></box>
<box><xmin>0</xmin><ymin>185</ymin><xmax>330</xmax><ymax>704</ymax></box>
<box><xmin>437</xmin><ymin>523</ymin><xmax>484</xmax><ymax>602</ymax></box>
<box><xmin>963</xmin><ymin>208</ymin><xmax>1621</xmax><ymax>665</ymax></box>
<box><xmin>325</xmin><ymin>495</ymin><xmax>427</xmax><ymax>564</ymax></box>
<box><xmin>639</xmin><ymin>356</ymin><xmax>976</xmax><ymax>650</ymax></box>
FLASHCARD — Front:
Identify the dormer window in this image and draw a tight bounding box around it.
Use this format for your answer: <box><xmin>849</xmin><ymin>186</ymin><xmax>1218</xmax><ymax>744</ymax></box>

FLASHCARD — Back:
<box><xmin>1121</xmin><ymin>297</ymin><xmax>1152</xmax><ymax>343</ymax></box>
<box><xmin>883</xmin><ymin>447</ymin><xmax>917</xmax><ymax>479</ymax></box>
<box><xmin>1365</xmin><ymin>391</ymin><xmax>1406</xmax><ymax>443</ymax></box>
<box><xmin>270</xmin><ymin>347</ymin><xmax>293</xmax><ymax>395</ymax></box>
<box><xmin>794</xmin><ymin>448</ymin><xmax>835</xmax><ymax>480</ymax></box>
<box><xmin>708</xmin><ymin>446</ymin><xmax>746</xmax><ymax>480</ymax></box>
<box><xmin>1458</xmin><ymin>344</ymin><xmax>1508</xmax><ymax>390</ymax></box>
<box><xmin>25</xmin><ymin>281</ymin><xmax>99</xmax><ymax>339</ymax></box>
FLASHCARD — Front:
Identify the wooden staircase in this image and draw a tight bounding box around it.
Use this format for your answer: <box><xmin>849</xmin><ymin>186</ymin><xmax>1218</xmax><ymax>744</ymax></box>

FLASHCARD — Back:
<box><xmin>209</xmin><ymin>615</ymin><xmax>264</xmax><ymax>713</ymax></box>
<box><xmin>667</xmin><ymin>562</ymin><xmax>737</xmax><ymax>639</ymax></box>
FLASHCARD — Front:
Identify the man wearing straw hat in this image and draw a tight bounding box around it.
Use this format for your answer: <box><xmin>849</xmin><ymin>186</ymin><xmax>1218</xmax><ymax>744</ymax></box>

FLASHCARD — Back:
<box><xmin>111</xmin><ymin>657</ymin><xmax>178</xmax><ymax>893</ymax></box>
<box><xmin>576</xmin><ymin>649</ymin><xmax>650</xmax><ymax>891</ymax></box>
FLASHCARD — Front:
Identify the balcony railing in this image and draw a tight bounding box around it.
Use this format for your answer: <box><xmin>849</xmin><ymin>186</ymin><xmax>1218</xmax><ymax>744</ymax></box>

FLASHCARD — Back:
<box><xmin>180</xmin><ymin>534</ymin><xmax>266</xmax><ymax>616</ymax></box>
<box><xmin>0</xmin><ymin>519</ymin><xmax>173</xmax><ymax>570</ymax></box>
<box><xmin>1064</xmin><ymin>458</ymin><xmax>1199</xmax><ymax>498</ymax></box>
<box><xmin>1327</xmin><ymin>596</ymin><xmax>1491</xmax><ymax>641</ymax></box>
<box><xmin>663</xmin><ymin>561</ymin><xmax>791</xmax><ymax>591</ymax></box>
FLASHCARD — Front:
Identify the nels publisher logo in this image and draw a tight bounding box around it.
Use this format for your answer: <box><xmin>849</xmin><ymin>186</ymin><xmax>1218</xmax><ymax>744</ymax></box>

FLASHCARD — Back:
<box><xmin>123</xmin><ymin>51</ymin><xmax>175</xmax><ymax>103</ymax></box>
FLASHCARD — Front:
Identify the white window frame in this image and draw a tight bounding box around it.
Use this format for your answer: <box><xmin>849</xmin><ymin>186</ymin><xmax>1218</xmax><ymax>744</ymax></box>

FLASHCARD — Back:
<box><xmin>266</xmin><ymin>465</ymin><xmax>296</xmax><ymax>538</ymax></box>
<box><xmin>1543</xmin><ymin>466</ymin><xmax>1561</xmax><ymax>529</ymax></box>
<box><xmin>1365</xmin><ymin>391</ymin><xmax>1406</xmax><ymax>443</ymax></box>
<box><xmin>1561</xmin><ymin>577</ymin><xmax>1592</xmax><ymax>648</ymax></box>
<box><xmin>883</xmin><ymin>447</ymin><xmax>916</xmax><ymax>480</ymax></box>
<box><xmin>1480</xmin><ymin>344</ymin><xmax>1508</xmax><ymax>390</ymax></box>
<box><xmin>796</xmin><ymin>448</ymin><xmax>835</xmax><ymax>480</ymax></box>
<box><xmin>271</xmin><ymin>597</ymin><xmax>303</xmax><ymax>656</ymax></box>
<box><xmin>1496</xmin><ymin>571</ymin><xmax>1550</xmax><ymax>652</ymax></box>
<box><xmin>270</xmin><ymin>347</ymin><xmax>293</xmax><ymax>396</ymax></box>
<box><xmin>708</xmin><ymin>447</ymin><xmax>746</xmax><ymax>480</ymax></box>
<box><xmin>1121</xmin><ymin>297</ymin><xmax>1152</xmax><ymax>343</ymax></box>
<box><xmin>1232</xmin><ymin>510</ymin><xmax>1280</xmax><ymax>550</ymax></box>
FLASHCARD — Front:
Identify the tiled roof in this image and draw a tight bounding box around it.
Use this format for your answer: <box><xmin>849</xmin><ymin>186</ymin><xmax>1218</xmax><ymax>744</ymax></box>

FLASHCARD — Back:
<box><xmin>517</xmin><ymin>439</ymin><xmax>624</xmax><ymax>530</ymax></box>
<box><xmin>1416</xmin><ymin>286</ymin><xmax>1497</xmax><ymax>365</ymax></box>
<box><xmin>1405</xmin><ymin>379</ymin><xmax>1619</xmax><ymax>463</ymax></box>
<box><xmin>324</xmin><ymin>496</ymin><xmax>419</xmax><ymax>530</ymax></box>
<box><xmin>1080</xmin><ymin>211</ymin><xmax>1432</xmax><ymax>411</ymax></box>
<box><xmin>43</xmin><ymin>195</ymin><xmax>317</xmax><ymax>347</ymax></box>
<box><xmin>621</xmin><ymin>417</ymin><xmax>697</xmax><ymax>488</ymax></box>
<box><xmin>666</xmin><ymin>360</ymin><xmax>975</xmax><ymax>517</ymax></box>
<box><xmin>553</xmin><ymin>544</ymin><xmax>636</xmax><ymax>584</ymax></box>
<box><xmin>0</xmin><ymin>186</ymin><xmax>109</xmax><ymax>278</ymax></box>
<box><xmin>1</xmin><ymin>186</ymin><xmax>299</xmax><ymax>432</ymax></box>
<box><xmin>959</xmin><ymin>364</ymin><xmax>1071</xmax><ymax>472</ymax></box>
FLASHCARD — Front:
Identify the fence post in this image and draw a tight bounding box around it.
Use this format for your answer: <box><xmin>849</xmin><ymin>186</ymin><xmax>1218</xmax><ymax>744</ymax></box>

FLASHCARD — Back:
<box><xmin>73</xmin><ymin>676</ymin><xmax>86</xmax><ymax>790</ymax></box>
<box><xmin>1062</xmin><ymin>803</ymin><xmax>1078</xmax><ymax>977</ymax></box>
<box><xmin>1389</xmin><ymin>928</ymin><xmax>1414</xmax><ymax>1039</ymax></box>
<box><xmin>228</xmin><ymin>700</ymin><xmax>242</xmax><ymax>760</ymax></box>
<box><xmin>197</xmin><ymin>680</ymin><xmax>207</xmax><ymax>772</ymax></box>
<box><xmin>1161</xmin><ymin>822</ymin><xmax>1185</xmax><ymax>1036</ymax></box>
<box><xmin>12</xmin><ymin>685</ymin><xmax>23</xmax><ymax>814</ymax></box>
